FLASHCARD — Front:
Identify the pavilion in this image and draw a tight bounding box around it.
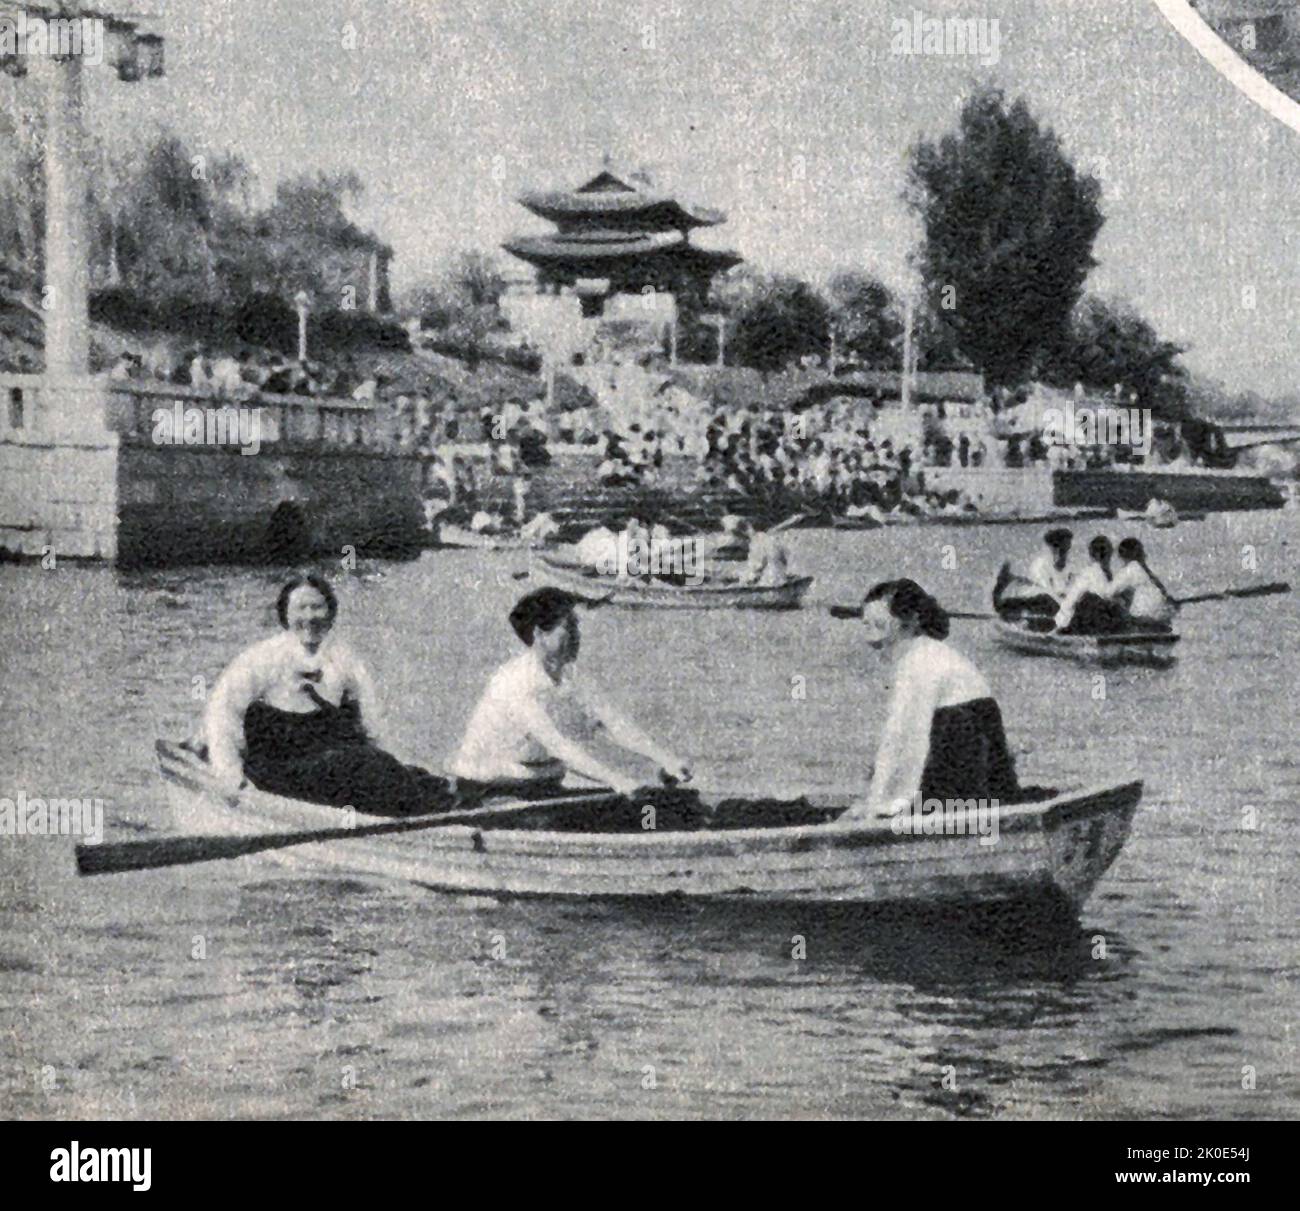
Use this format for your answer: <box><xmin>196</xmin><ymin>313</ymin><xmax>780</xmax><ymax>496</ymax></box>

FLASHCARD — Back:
<box><xmin>502</xmin><ymin>170</ymin><xmax>741</xmax><ymax>318</ymax></box>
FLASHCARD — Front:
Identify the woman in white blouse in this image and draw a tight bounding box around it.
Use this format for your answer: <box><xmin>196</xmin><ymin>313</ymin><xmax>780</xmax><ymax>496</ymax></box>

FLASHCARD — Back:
<box><xmin>1112</xmin><ymin>537</ymin><xmax>1178</xmax><ymax>629</ymax></box>
<box><xmin>1054</xmin><ymin>535</ymin><xmax>1130</xmax><ymax>634</ymax></box>
<box><xmin>840</xmin><ymin>579</ymin><xmax>1019</xmax><ymax>820</ymax></box>
<box><xmin>204</xmin><ymin>575</ymin><xmax>451</xmax><ymax>815</ymax></box>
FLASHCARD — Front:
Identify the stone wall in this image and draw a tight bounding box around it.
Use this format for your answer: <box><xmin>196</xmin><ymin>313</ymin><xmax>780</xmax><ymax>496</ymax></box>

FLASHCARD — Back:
<box><xmin>1</xmin><ymin>375</ymin><xmax>427</xmax><ymax>567</ymax></box>
<box><xmin>0</xmin><ymin>377</ymin><xmax>119</xmax><ymax>561</ymax></box>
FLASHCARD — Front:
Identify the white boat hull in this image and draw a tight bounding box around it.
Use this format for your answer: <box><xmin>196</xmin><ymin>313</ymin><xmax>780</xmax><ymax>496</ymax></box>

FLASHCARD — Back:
<box><xmin>158</xmin><ymin>744</ymin><xmax>1139</xmax><ymax>914</ymax></box>
<box><xmin>532</xmin><ymin>555</ymin><xmax>813</xmax><ymax>610</ymax></box>
<box><xmin>993</xmin><ymin>620</ymin><xmax>1179</xmax><ymax>668</ymax></box>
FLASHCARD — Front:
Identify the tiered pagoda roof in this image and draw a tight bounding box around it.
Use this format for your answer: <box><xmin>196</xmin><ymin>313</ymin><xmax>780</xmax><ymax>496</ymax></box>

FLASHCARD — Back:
<box><xmin>502</xmin><ymin>171</ymin><xmax>741</xmax><ymax>286</ymax></box>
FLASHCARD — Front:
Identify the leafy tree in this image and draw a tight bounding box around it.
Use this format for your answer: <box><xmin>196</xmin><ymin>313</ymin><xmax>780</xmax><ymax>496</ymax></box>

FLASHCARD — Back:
<box><xmin>826</xmin><ymin>270</ymin><xmax>900</xmax><ymax>367</ymax></box>
<box><xmin>726</xmin><ymin>273</ymin><xmax>830</xmax><ymax>375</ymax></box>
<box><xmin>907</xmin><ymin>86</ymin><xmax>1104</xmax><ymax>387</ymax></box>
<box><xmin>1044</xmin><ymin>294</ymin><xmax>1188</xmax><ymax>416</ymax></box>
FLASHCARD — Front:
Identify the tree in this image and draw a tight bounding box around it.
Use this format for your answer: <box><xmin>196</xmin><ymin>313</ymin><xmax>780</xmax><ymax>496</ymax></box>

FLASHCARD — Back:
<box><xmin>727</xmin><ymin>273</ymin><xmax>830</xmax><ymax>375</ymax></box>
<box><xmin>1044</xmin><ymin>294</ymin><xmax>1188</xmax><ymax>416</ymax></box>
<box><xmin>826</xmin><ymin>271</ymin><xmax>901</xmax><ymax>367</ymax></box>
<box><xmin>907</xmin><ymin>86</ymin><xmax>1104</xmax><ymax>387</ymax></box>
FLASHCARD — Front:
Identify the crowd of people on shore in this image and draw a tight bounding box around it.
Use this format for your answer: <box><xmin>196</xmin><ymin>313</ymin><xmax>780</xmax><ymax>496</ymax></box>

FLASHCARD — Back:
<box><xmin>106</xmin><ymin>344</ymin><xmax>388</xmax><ymax>403</ymax></box>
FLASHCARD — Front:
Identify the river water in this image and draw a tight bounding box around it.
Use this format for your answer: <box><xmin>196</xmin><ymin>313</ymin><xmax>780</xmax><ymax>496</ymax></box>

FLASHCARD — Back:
<box><xmin>1</xmin><ymin>511</ymin><xmax>1297</xmax><ymax>1119</ymax></box>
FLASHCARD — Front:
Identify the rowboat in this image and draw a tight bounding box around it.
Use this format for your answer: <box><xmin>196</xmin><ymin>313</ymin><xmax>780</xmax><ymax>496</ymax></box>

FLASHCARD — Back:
<box><xmin>993</xmin><ymin>619</ymin><xmax>1180</xmax><ymax>668</ymax></box>
<box><xmin>156</xmin><ymin>741</ymin><xmax>1141</xmax><ymax>915</ymax></box>
<box><xmin>1117</xmin><ymin>498</ymin><xmax>1179</xmax><ymax>528</ymax></box>
<box><xmin>531</xmin><ymin>553</ymin><xmax>814</xmax><ymax>610</ymax></box>
<box><xmin>437</xmin><ymin>523</ymin><xmax>542</xmax><ymax>551</ymax></box>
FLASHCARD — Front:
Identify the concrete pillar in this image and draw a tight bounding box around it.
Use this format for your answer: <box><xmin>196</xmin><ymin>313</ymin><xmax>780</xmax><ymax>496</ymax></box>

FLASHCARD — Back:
<box><xmin>41</xmin><ymin>54</ymin><xmax>92</xmax><ymax>386</ymax></box>
<box><xmin>368</xmin><ymin>250</ymin><xmax>379</xmax><ymax>312</ymax></box>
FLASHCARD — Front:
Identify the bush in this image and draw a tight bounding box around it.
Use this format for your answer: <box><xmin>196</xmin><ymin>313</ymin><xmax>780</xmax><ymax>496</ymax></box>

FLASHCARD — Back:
<box><xmin>89</xmin><ymin>287</ymin><xmax>158</xmax><ymax>332</ymax></box>
<box><xmin>313</xmin><ymin>308</ymin><xmax>411</xmax><ymax>354</ymax></box>
<box><xmin>233</xmin><ymin>292</ymin><xmax>297</xmax><ymax>354</ymax></box>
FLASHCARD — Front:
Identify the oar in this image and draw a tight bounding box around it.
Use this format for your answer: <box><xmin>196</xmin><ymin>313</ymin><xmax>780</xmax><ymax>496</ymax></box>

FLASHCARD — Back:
<box><xmin>1174</xmin><ymin>581</ymin><xmax>1290</xmax><ymax>606</ymax></box>
<box><xmin>768</xmin><ymin>511</ymin><xmax>808</xmax><ymax>535</ymax></box>
<box><xmin>822</xmin><ymin>601</ymin><xmax>992</xmax><ymax>620</ymax></box>
<box><xmin>76</xmin><ymin>787</ymin><xmax>617</xmax><ymax>878</ymax></box>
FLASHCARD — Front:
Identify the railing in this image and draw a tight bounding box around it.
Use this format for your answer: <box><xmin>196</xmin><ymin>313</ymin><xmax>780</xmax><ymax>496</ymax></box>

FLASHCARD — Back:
<box><xmin>106</xmin><ymin>380</ymin><xmax>415</xmax><ymax>454</ymax></box>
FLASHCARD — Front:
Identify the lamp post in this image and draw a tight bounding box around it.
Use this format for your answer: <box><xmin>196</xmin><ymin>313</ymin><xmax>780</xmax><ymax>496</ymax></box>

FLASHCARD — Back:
<box><xmin>294</xmin><ymin>291</ymin><xmax>311</xmax><ymax>363</ymax></box>
<box><xmin>5</xmin><ymin>4</ymin><xmax>164</xmax><ymax>433</ymax></box>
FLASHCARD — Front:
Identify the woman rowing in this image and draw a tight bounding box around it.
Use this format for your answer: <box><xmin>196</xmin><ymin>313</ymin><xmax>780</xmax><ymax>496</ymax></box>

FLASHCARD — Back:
<box><xmin>447</xmin><ymin>588</ymin><xmax>691</xmax><ymax>799</ymax></box>
<box><xmin>1054</xmin><ymin>535</ymin><xmax>1131</xmax><ymax>634</ymax></box>
<box><xmin>1111</xmin><ymin>537</ymin><xmax>1178</xmax><ymax>629</ymax></box>
<box><xmin>992</xmin><ymin>527</ymin><xmax>1073</xmax><ymax>619</ymax></box>
<box><xmin>839</xmin><ymin>579</ymin><xmax>1019</xmax><ymax>820</ymax></box>
<box><xmin>204</xmin><ymin>574</ymin><xmax>452</xmax><ymax>815</ymax></box>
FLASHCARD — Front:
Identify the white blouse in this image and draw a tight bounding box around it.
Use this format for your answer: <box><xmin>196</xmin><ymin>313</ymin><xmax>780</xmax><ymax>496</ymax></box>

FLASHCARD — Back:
<box><xmin>203</xmin><ymin>631</ymin><xmax>381</xmax><ymax>789</ymax></box>
<box><xmin>863</xmin><ymin>636</ymin><xmax>992</xmax><ymax>816</ymax></box>
<box><xmin>1111</xmin><ymin>561</ymin><xmax>1176</xmax><ymax>624</ymax></box>
<box><xmin>1054</xmin><ymin>562</ymin><xmax>1116</xmax><ymax>629</ymax></box>
<box><xmin>1027</xmin><ymin>552</ymin><xmax>1072</xmax><ymax>599</ymax></box>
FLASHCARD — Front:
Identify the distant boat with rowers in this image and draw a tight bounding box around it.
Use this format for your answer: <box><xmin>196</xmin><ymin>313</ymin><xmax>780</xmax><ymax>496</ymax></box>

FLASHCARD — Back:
<box><xmin>1116</xmin><ymin>498</ymin><xmax>1179</xmax><ymax>528</ymax></box>
<box><xmin>993</xmin><ymin>618</ymin><xmax>1180</xmax><ymax>668</ymax></box>
<box><xmin>437</xmin><ymin>522</ymin><xmax>544</xmax><ymax>551</ymax></box>
<box><xmin>154</xmin><ymin>741</ymin><xmax>1142</xmax><ymax>916</ymax></box>
<box><xmin>531</xmin><ymin>553</ymin><xmax>814</xmax><ymax>610</ymax></box>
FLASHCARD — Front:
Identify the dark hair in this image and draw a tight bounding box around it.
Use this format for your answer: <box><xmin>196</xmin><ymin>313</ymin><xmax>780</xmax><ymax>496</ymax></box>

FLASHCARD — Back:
<box><xmin>863</xmin><ymin>578</ymin><xmax>949</xmax><ymax>639</ymax></box>
<box><xmin>1044</xmin><ymin>528</ymin><xmax>1073</xmax><ymax>551</ymax></box>
<box><xmin>509</xmin><ymin>588</ymin><xmax>579</xmax><ymax>645</ymax></box>
<box><xmin>1088</xmin><ymin>535</ymin><xmax>1113</xmax><ymax>563</ymax></box>
<box><xmin>276</xmin><ymin>574</ymin><xmax>338</xmax><ymax>628</ymax></box>
<box><xmin>1117</xmin><ymin>537</ymin><xmax>1145</xmax><ymax>562</ymax></box>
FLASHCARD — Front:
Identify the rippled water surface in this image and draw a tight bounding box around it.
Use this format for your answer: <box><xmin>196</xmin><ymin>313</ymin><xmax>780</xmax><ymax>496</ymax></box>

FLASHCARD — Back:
<box><xmin>1</xmin><ymin>512</ymin><xmax>1297</xmax><ymax>1119</ymax></box>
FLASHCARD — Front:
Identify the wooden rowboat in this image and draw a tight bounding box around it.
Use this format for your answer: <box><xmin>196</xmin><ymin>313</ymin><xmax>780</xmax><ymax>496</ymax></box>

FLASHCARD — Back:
<box><xmin>156</xmin><ymin>741</ymin><xmax>1141</xmax><ymax>915</ymax></box>
<box><xmin>993</xmin><ymin>619</ymin><xmax>1180</xmax><ymax>668</ymax></box>
<box><xmin>437</xmin><ymin>523</ymin><xmax>542</xmax><ymax>551</ymax></box>
<box><xmin>532</xmin><ymin>553</ymin><xmax>814</xmax><ymax>610</ymax></box>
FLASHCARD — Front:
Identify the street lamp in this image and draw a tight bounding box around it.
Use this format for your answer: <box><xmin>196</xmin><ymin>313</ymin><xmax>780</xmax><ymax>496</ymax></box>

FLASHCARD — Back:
<box><xmin>294</xmin><ymin>291</ymin><xmax>311</xmax><ymax>363</ymax></box>
<box><xmin>4</xmin><ymin>3</ymin><xmax>164</xmax><ymax>432</ymax></box>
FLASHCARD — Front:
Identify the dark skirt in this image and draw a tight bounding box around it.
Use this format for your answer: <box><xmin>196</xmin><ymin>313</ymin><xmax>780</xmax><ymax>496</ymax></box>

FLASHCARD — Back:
<box><xmin>243</xmin><ymin>700</ymin><xmax>455</xmax><ymax>817</ymax></box>
<box><xmin>920</xmin><ymin>697</ymin><xmax>1019</xmax><ymax>805</ymax></box>
<box><xmin>1061</xmin><ymin>592</ymin><xmax>1129</xmax><ymax>635</ymax></box>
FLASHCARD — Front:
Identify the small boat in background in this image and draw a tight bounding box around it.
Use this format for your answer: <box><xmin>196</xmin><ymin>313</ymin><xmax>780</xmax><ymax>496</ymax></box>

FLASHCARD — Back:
<box><xmin>437</xmin><ymin>522</ymin><xmax>545</xmax><ymax>551</ymax></box>
<box><xmin>532</xmin><ymin>553</ymin><xmax>813</xmax><ymax>610</ymax></box>
<box><xmin>1117</xmin><ymin>498</ymin><xmax>1179</xmax><ymax>528</ymax></box>
<box><xmin>156</xmin><ymin>741</ymin><xmax>1142</xmax><ymax>916</ymax></box>
<box><xmin>993</xmin><ymin>619</ymin><xmax>1180</xmax><ymax>668</ymax></box>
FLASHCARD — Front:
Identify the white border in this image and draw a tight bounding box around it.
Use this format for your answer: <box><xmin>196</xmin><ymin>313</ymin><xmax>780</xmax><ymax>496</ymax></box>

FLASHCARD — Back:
<box><xmin>1153</xmin><ymin>0</ymin><xmax>1300</xmax><ymax>134</ymax></box>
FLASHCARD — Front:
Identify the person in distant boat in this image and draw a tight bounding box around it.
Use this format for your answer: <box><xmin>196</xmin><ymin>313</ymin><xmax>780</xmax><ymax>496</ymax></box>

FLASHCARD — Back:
<box><xmin>204</xmin><ymin>575</ymin><xmax>452</xmax><ymax>815</ymax></box>
<box><xmin>739</xmin><ymin>522</ymin><xmax>791</xmax><ymax>587</ymax></box>
<box><xmin>839</xmin><ymin>579</ymin><xmax>1019</xmax><ymax>820</ymax></box>
<box><xmin>992</xmin><ymin>528</ymin><xmax>1073</xmax><ymax>619</ymax></box>
<box><xmin>518</xmin><ymin>509</ymin><xmax>560</xmax><ymax>544</ymax></box>
<box><xmin>573</xmin><ymin>522</ymin><xmax>620</xmax><ymax>572</ymax></box>
<box><xmin>447</xmin><ymin>588</ymin><xmax>690</xmax><ymax>798</ymax></box>
<box><xmin>1054</xmin><ymin>536</ymin><xmax>1130</xmax><ymax>634</ymax></box>
<box><xmin>1112</xmin><ymin>537</ymin><xmax>1178</xmax><ymax>629</ymax></box>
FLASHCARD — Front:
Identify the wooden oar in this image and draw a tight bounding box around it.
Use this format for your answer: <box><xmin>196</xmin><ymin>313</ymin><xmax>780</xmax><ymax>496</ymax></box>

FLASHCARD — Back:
<box><xmin>1174</xmin><ymin>581</ymin><xmax>1289</xmax><ymax>606</ymax></box>
<box><xmin>767</xmin><ymin>511</ymin><xmax>808</xmax><ymax>535</ymax></box>
<box><xmin>76</xmin><ymin>787</ymin><xmax>617</xmax><ymax>878</ymax></box>
<box><xmin>824</xmin><ymin>581</ymin><xmax>1290</xmax><ymax>621</ymax></box>
<box><xmin>823</xmin><ymin>601</ymin><xmax>992</xmax><ymax>620</ymax></box>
